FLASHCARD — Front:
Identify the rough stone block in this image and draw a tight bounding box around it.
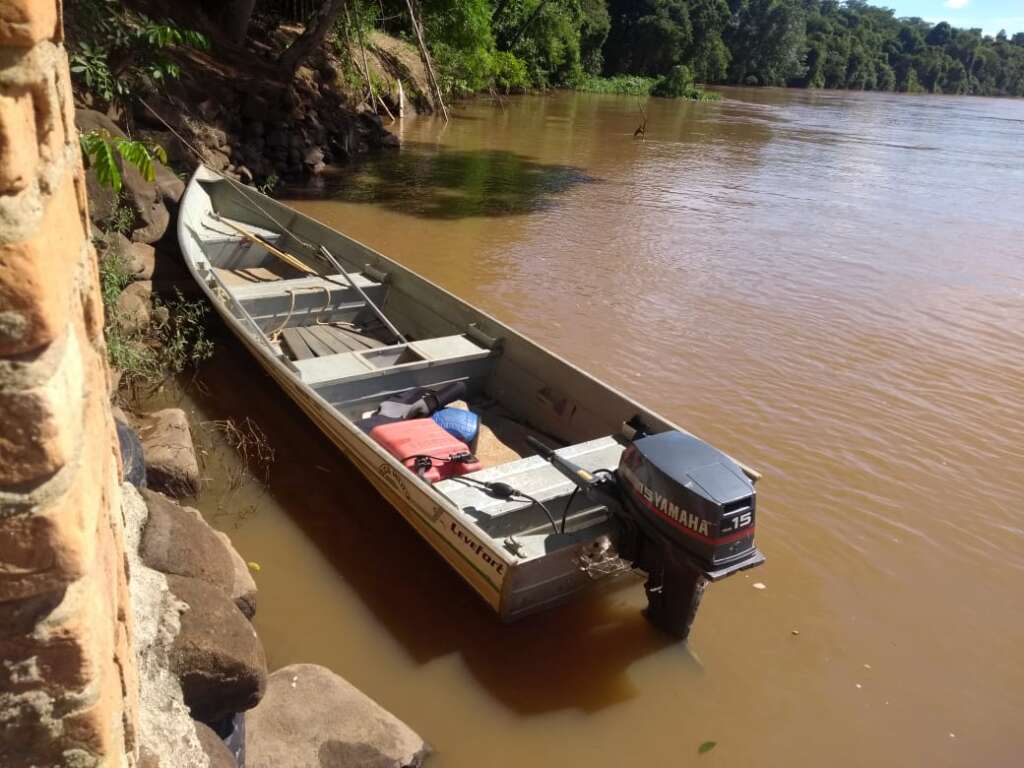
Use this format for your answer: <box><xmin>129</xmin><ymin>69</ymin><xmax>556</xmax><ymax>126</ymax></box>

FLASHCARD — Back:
<box><xmin>0</xmin><ymin>0</ymin><xmax>59</xmax><ymax>46</ymax></box>
<box><xmin>215</xmin><ymin>530</ymin><xmax>258</xmax><ymax>619</ymax></box>
<box><xmin>0</xmin><ymin>5</ymin><xmax>136</xmax><ymax>765</ymax></box>
<box><xmin>194</xmin><ymin>721</ymin><xmax>237</xmax><ymax>768</ymax></box>
<box><xmin>0</xmin><ymin>365</ymin><xmax>114</xmax><ymax>602</ymax></box>
<box><xmin>54</xmin><ymin>48</ymin><xmax>76</xmax><ymax>155</ymax></box>
<box><xmin>79</xmin><ymin>241</ymin><xmax>105</xmax><ymax>344</ymax></box>
<box><xmin>0</xmin><ymin>89</ymin><xmax>36</xmax><ymax>194</ymax></box>
<box><xmin>0</xmin><ymin>318</ymin><xmax>84</xmax><ymax>486</ymax></box>
<box><xmin>0</xmin><ymin>174</ymin><xmax>84</xmax><ymax>354</ymax></box>
<box><xmin>0</xmin><ymin>514</ymin><xmax>117</xmax><ymax>699</ymax></box>
<box><xmin>35</xmin><ymin>70</ymin><xmax>66</xmax><ymax>165</ymax></box>
<box><xmin>136</xmin><ymin>408</ymin><xmax>201</xmax><ymax>497</ymax></box>
<box><xmin>114</xmin><ymin>279</ymin><xmax>152</xmax><ymax>335</ymax></box>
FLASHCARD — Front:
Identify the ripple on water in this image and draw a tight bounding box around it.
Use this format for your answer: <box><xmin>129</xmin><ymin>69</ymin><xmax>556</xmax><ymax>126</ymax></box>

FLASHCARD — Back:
<box><xmin>252</xmin><ymin>89</ymin><xmax>1024</xmax><ymax>768</ymax></box>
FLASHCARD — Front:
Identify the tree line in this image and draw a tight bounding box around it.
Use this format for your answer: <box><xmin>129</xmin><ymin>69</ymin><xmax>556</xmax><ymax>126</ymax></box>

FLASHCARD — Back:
<box><xmin>80</xmin><ymin>0</ymin><xmax>1024</xmax><ymax>99</ymax></box>
<box><xmin>409</xmin><ymin>0</ymin><xmax>1024</xmax><ymax>96</ymax></box>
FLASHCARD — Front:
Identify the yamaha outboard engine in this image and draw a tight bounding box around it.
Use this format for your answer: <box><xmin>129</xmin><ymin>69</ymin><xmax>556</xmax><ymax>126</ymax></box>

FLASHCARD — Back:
<box><xmin>618</xmin><ymin>431</ymin><xmax>757</xmax><ymax>568</ymax></box>
<box><xmin>528</xmin><ymin>424</ymin><xmax>764</xmax><ymax>639</ymax></box>
<box><xmin>615</xmin><ymin>430</ymin><xmax>763</xmax><ymax>637</ymax></box>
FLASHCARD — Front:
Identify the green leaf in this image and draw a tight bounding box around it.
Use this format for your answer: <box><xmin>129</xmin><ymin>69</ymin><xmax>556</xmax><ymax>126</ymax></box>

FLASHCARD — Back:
<box><xmin>150</xmin><ymin>143</ymin><xmax>168</xmax><ymax>165</ymax></box>
<box><xmin>698</xmin><ymin>741</ymin><xmax>717</xmax><ymax>755</ymax></box>
<box><xmin>115</xmin><ymin>138</ymin><xmax>156</xmax><ymax>182</ymax></box>
<box><xmin>80</xmin><ymin>131</ymin><xmax>122</xmax><ymax>193</ymax></box>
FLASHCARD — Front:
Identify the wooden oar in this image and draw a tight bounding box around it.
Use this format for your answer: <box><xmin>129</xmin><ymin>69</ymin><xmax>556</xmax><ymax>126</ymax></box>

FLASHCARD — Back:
<box><xmin>211</xmin><ymin>213</ymin><xmax>315</xmax><ymax>275</ymax></box>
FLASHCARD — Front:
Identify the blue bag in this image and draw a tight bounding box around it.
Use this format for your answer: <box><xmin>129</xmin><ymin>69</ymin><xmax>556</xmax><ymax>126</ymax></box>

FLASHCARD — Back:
<box><xmin>432</xmin><ymin>408</ymin><xmax>480</xmax><ymax>446</ymax></box>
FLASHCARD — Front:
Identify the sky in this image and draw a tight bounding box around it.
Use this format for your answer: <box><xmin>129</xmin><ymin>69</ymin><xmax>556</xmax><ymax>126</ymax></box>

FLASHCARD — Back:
<box><xmin>884</xmin><ymin>0</ymin><xmax>1024</xmax><ymax>35</ymax></box>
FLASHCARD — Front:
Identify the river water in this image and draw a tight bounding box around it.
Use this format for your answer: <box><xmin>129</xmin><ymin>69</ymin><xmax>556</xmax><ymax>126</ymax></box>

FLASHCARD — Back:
<box><xmin>172</xmin><ymin>88</ymin><xmax>1024</xmax><ymax>766</ymax></box>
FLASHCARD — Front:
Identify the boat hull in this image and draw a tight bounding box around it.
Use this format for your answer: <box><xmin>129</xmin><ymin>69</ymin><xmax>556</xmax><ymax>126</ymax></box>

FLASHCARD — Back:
<box><xmin>177</xmin><ymin>165</ymin><xmax>755</xmax><ymax>621</ymax></box>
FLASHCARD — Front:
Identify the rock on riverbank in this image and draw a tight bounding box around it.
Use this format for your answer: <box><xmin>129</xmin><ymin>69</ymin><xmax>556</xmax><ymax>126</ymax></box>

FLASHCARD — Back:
<box><xmin>136</xmin><ymin>408</ymin><xmax>201</xmax><ymax>497</ymax></box>
<box><xmin>166</xmin><ymin>573</ymin><xmax>268</xmax><ymax>723</ymax></box>
<box><xmin>246</xmin><ymin>664</ymin><xmax>430</xmax><ymax>768</ymax></box>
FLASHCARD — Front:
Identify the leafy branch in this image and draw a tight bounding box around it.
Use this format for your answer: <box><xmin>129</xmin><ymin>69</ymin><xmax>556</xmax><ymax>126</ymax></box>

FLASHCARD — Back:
<box><xmin>79</xmin><ymin>130</ymin><xmax>168</xmax><ymax>194</ymax></box>
<box><xmin>67</xmin><ymin>0</ymin><xmax>209</xmax><ymax>108</ymax></box>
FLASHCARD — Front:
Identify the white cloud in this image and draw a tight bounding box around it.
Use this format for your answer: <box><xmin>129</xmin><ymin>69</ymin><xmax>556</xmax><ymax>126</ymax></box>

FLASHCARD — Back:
<box><xmin>944</xmin><ymin>0</ymin><xmax>969</xmax><ymax>9</ymax></box>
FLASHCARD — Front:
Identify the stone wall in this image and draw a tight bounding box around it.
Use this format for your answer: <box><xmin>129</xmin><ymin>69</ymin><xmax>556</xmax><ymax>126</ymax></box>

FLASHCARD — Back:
<box><xmin>0</xmin><ymin>1</ymin><xmax>137</xmax><ymax>765</ymax></box>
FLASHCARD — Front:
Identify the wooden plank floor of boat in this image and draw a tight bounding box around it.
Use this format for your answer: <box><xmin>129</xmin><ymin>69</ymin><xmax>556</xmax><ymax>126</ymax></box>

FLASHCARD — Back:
<box><xmin>280</xmin><ymin>325</ymin><xmax>385</xmax><ymax>361</ymax></box>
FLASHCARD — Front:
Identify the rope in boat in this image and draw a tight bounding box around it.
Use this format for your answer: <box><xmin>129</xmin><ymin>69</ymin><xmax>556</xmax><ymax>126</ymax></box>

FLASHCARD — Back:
<box><xmin>268</xmin><ymin>290</ymin><xmax>297</xmax><ymax>342</ymax></box>
<box><xmin>268</xmin><ymin>285</ymin><xmax>359</xmax><ymax>343</ymax></box>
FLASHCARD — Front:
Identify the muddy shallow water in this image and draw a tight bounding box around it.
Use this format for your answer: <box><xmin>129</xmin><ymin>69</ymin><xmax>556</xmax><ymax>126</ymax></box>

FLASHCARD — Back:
<box><xmin>165</xmin><ymin>88</ymin><xmax>1023</xmax><ymax>766</ymax></box>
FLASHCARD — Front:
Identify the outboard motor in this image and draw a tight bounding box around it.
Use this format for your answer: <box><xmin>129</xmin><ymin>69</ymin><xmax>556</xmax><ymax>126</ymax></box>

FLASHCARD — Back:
<box><xmin>528</xmin><ymin>424</ymin><xmax>764</xmax><ymax>639</ymax></box>
<box><xmin>618</xmin><ymin>431</ymin><xmax>757</xmax><ymax>568</ymax></box>
<box><xmin>615</xmin><ymin>430</ymin><xmax>763</xmax><ymax>637</ymax></box>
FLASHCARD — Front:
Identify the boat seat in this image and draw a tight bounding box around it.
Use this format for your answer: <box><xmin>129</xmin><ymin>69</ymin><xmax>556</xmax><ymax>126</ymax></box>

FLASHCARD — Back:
<box><xmin>295</xmin><ymin>334</ymin><xmax>493</xmax><ymax>385</ymax></box>
<box><xmin>229</xmin><ymin>272</ymin><xmax>378</xmax><ymax>300</ymax></box>
<box><xmin>435</xmin><ymin>436</ymin><xmax>625</xmax><ymax>536</ymax></box>
<box><xmin>231</xmin><ymin>272</ymin><xmax>388</xmax><ymax>333</ymax></box>
<box><xmin>203</xmin><ymin>216</ymin><xmax>289</xmax><ymax>275</ymax></box>
<box><xmin>203</xmin><ymin>216</ymin><xmax>281</xmax><ymax>244</ymax></box>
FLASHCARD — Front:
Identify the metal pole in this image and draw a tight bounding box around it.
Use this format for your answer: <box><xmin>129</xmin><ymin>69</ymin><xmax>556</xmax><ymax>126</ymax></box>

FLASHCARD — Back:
<box><xmin>318</xmin><ymin>245</ymin><xmax>406</xmax><ymax>343</ymax></box>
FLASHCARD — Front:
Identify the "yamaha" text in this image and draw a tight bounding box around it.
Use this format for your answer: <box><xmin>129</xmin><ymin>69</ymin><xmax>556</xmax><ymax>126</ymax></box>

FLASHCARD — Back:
<box><xmin>620</xmin><ymin>464</ymin><xmax>712</xmax><ymax>537</ymax></box>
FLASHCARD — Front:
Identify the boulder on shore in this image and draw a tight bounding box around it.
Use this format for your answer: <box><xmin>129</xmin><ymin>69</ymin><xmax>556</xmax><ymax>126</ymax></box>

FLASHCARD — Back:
<box><xmin>137</xmin><ymin>408</ymin><xmax>201</xmax><ymax>497</ymax></box>
<box><xmin>193</xmin><ymin>721</ymin><xmax>238</xmax><ymax>768</ymax></box>
<box><xmin>246</xmin><ymin>664</ymin><xmax>429</xmax><ymax>768</ymax></box>
<box><xmin>122</xmin><ymin>157</ymin><xmax>171</xmax><ymax>244</ymax></box>
<box><xmin>140</xmin><ymin>489</ymin><xmax>236</xmax><ymax>589</ymax></box>
<box><xmin>167</xmin><ymin>574</ymin><xmax>268</xmax><ymax>724</ymax></box>
<box><xmin>214</xmin><ymin>530</ymin><xmax>258</xmax><ymax>620</ymax></box>
<box><xmin>114</xmin><ymin>280</ymin><xmax>153</xmax><ymax>335</ymax></box>
<box><xmin>154</xmin><ymin>161</ymin><xmax>186</xmax><ymax>212</ymax></box>
<box><xmin>75</xmin><ymin>108</ymin><xmax>174</xmax><ymax>243</ymax></box>
<box><xmin>127</xmin><ymin>241</ymin><xmax>157</xmax><ymax>280</ymax></box>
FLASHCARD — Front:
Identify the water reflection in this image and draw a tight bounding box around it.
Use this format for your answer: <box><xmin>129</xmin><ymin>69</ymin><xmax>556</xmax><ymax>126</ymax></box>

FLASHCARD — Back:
<box><xmin>287</xmin><ymin>143</ymin><xmax>596</xmax><ymax>219</ymax></box>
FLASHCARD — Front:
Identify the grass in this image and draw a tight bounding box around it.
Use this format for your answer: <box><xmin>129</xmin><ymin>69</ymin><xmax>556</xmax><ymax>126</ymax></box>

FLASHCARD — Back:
<box><xmin>575</xmin><ymin>74</ymin><xmax>657</xmax><ymax>95</ymax></box>
<box><xmin>99</xmin><ymin>246</ymin><xmax>132</xmax><ymax>308</ymax></box>
<box><xmin>152</xmin><ymin>290</ymin><xmax>215</xmax><ymax>374</ymax></box>
<box><xmin>663</xmin><ymin>87</ymin><xmax>721</xmax><ymax>102</ymax></box>
<box><xmin>99</xmin><ymin>249</ymin><xmax>214</xmax><ymax>388</ymax></box>
<box><xmin>575</xmin><ymin>74</ymin><xmax>722</xmax><ymax>101</ymax></box>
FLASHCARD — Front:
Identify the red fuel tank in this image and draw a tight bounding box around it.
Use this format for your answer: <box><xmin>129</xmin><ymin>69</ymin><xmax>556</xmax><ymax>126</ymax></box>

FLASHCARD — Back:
<box><xmin>369</xmin><ymin>418</ymin><xmax>482</xmax><ymax>483</ymax></box>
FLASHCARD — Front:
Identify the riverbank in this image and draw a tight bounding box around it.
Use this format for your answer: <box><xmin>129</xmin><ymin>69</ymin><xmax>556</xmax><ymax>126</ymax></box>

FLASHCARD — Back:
<box><xmin>90</xmin><ymin>175</ymin><xmax>433</xmax><ymax>766</ymax></box>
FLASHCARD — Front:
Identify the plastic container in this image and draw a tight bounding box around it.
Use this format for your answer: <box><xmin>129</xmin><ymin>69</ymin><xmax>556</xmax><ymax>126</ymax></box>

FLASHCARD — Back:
<box><xmin>370</xmin><ymin>418</ymin><xmax>481</xmax><ymax>482</ymax></box>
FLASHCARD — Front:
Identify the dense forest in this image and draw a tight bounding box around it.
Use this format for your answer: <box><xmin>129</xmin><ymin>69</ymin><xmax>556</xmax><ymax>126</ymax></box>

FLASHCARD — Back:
<box><xmin>422</xmin><ymin>0</ymin><xmax>1024</xmax><ymax>95</ymax></box>
<box><xmin>72</xmin><ymin>0</ymin><xmax>1024</xmax><ymax>107</ymax></box>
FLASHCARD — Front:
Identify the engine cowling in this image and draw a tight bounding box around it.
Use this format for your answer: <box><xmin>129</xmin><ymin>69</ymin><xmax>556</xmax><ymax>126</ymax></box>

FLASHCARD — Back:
<box><xmin>617</xmin><ymin>431</ymin><xmax>757</xmax><ymax>570</ymax></box>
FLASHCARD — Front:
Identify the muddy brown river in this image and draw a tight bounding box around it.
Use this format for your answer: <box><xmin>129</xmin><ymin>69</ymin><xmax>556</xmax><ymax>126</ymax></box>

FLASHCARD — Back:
<box><xmin>166</xmin><ymin>88</ymin><xmax>1024</xmax><ymax>766</ymax></box>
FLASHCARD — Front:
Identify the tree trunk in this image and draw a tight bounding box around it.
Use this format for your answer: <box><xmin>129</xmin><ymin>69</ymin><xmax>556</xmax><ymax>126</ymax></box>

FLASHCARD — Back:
<box><xmin>404</xmin><ymin>0</ymin><xmax>448</xmax><ymax>121</ymax></box>
<box><xmin>279</xmin><ymin>0</ymin><xmax>346</xmax><ymax>73</ymax></box>
<box><xmin>222</xmin><ymin>0</ymin><xmax>257</xmax><ymax>44</ymax></box>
